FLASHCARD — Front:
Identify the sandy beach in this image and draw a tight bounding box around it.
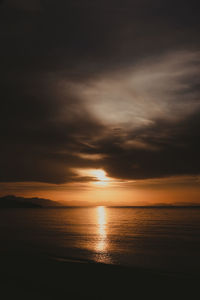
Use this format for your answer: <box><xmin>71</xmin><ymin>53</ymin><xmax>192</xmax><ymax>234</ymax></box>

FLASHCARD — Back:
<box><xmin>0</xmin><ymin>252</ymin><xmax>199</xmax><ymax>300</ymax></box>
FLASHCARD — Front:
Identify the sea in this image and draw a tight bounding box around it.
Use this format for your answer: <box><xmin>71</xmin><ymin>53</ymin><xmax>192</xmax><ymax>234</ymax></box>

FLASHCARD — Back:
<box><xmin>0</xmin><ymin>206</ymin><xmax>200</xmax><ymax>274</ymax></box>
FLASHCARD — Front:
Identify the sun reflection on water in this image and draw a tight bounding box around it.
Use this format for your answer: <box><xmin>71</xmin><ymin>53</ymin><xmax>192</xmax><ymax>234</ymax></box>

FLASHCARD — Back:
<box><xmin>96</xmin><ymin>206</ymin><xmax>107</xmax><ymax>252</ymax></box>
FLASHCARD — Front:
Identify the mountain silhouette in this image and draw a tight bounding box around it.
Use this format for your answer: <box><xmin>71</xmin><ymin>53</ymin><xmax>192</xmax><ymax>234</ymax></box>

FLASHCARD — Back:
<box><xmin>0</xmin><ymin>195</ymin><xmax>60</xmax><ymax>208</ymax></box>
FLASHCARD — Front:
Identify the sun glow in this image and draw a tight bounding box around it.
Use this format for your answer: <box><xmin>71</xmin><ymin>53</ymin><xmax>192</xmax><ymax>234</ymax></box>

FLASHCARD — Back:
<box><xmin>76</xmin><ymin>168</ymin><xmax>110</xmax><ymax>186</ymax></box>
<box><xmin>91</xmin><ymin>169</ymin><xmax>110</xmax><ymax>186</ymax></box>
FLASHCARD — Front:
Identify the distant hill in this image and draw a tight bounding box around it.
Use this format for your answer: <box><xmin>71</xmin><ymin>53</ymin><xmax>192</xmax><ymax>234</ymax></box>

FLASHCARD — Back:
<box><xmin>0</xmin><ymin>195</ymin><xmax>60</xmax><ymax>208</ymax></box>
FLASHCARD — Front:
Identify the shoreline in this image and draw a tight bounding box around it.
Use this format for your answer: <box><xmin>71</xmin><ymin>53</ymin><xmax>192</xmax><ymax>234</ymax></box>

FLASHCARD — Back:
<box><xmin>0</xmin><ymin>252</ymin><xmax>199</xmax><ymax>299</ymax></box>
<box><xmin>48</xmin><ymin>254</ymin><xmax>200</xmax><ymax>279</ymax></box>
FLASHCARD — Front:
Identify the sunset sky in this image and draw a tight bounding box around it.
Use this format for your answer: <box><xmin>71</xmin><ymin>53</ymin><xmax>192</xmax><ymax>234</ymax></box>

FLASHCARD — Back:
<box><xmin>0</xmin><ymin>0</ymin><xmax>200</xmax><ymax>205</ymax></box>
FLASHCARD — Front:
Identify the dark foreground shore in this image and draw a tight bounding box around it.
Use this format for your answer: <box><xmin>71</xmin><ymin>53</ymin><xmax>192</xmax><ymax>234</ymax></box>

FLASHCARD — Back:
<box><xmin>0</xmin><ymin>252</ymin><xmax>199</xmax><ymax>300</ymax></box>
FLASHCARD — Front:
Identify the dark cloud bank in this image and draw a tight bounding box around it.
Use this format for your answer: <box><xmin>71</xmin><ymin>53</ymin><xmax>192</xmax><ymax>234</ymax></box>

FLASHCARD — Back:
<box><xmin>0</xmin><ymin>0</ymin><xmax>200</xmax><ymax>184</ymax></box>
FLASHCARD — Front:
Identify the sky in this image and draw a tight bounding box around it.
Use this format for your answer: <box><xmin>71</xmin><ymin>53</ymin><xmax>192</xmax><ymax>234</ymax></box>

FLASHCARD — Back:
<box><xmin>0</xmin><ymin>0</ymin><xmax>200</xmax><ymax>205</ymax></box>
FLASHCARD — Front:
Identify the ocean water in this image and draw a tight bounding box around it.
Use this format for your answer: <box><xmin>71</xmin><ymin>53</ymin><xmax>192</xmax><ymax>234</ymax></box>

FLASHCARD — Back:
<box><xmin>0</xmin><ymin>206</ymin><xmax>200</xmax><ymax>273</ymax></box>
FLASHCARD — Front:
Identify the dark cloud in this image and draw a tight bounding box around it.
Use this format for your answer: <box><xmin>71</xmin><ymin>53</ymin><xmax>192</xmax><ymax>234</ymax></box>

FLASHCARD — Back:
<box><xmin>1</xmin><ymin>1</ymin><xmax>200</xmax><ymax>75</ymax></box>
<box><xmin>88</xmin><ymin>110</ymin><xmax>200</xmax><ymax>180</ymax></box>
<box><xmin>0</xmin><ymin>73</ymin><xmax>104</xmax><ymax>183</ymax></box>
<box><xmin>0</xmin><ymin>0</ymin><xmax>200</xmax><ymax>184</ymax></box>
<box><xmin>1</xmin><ymin>0</ymin><xmax>41</xmax><ymax>11</ymax></box>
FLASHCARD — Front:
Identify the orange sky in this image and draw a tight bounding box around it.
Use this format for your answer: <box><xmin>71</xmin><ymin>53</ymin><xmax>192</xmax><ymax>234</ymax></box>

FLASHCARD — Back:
<box><xmin>1</xmin><ymin>170</ymin><xmax>200</xmax><ymax>206</ymax></box>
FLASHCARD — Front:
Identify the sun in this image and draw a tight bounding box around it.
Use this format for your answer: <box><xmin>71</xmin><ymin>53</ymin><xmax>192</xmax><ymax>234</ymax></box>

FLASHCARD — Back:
<box><xmin>75</xmin><ymin>168</ymin><xmax>110</xmax><ymax>186</ymax></box>
<box><xmin>89</xmin><ymin>169</ymin><xmax>110</xmax><ymax>186</ymax></box>
<box><xmin>91</xmin><ymin>170</ymin><xmax>108</xmax><ymax>182</ymax></box>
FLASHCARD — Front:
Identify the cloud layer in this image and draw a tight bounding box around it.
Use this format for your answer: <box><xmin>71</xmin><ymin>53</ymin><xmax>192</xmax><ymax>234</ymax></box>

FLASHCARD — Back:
<box><xmin>0</xmin><ymin>0</ymin><xmax>200</xmax><ymax>185</ymax></box>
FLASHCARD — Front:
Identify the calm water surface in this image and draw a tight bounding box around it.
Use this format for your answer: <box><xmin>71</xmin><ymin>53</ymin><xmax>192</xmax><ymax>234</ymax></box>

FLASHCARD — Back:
<box><xmin>0</xmin><ymin>207</ymin><xmax>200</xmax><ymax>272</ymax></box>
